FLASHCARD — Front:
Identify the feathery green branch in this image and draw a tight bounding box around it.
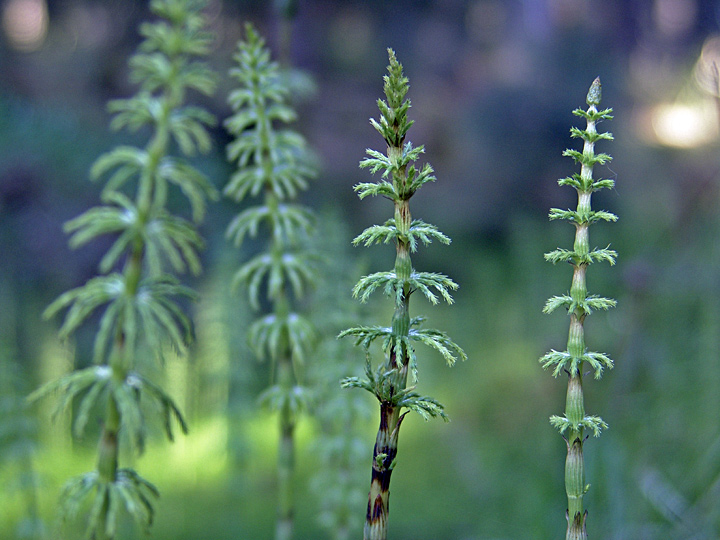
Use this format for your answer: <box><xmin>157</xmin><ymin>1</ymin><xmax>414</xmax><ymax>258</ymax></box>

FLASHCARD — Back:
<box><xmin>340</xmin><ymin>49</ymin><xmax>465</xmax><ymax>540</ymax></box>
<box><xmin>540</xmin><ymin>77</ymin><xmax>617</xmax><ymax>540</ymax></box>
<box><xmin>32</xmin><ymin>1</ymin><xmax>217</xmax><ymax>537</ymax></box>
<box><xmin>223</xmin><ymin>23</ymin><xmax>318</xmax><ymax>540</ymax></box>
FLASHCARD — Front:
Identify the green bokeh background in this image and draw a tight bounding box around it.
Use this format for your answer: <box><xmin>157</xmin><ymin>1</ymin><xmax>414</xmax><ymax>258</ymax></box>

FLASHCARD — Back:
<box><xmin>2</xmin><ymin>1</ymin><xmax>720</xmax><ymax>539</ymax></box>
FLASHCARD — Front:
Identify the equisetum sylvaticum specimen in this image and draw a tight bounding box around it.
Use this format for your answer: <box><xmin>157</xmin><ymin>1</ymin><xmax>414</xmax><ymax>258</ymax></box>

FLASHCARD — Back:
<box><xmin>29</xmin><ymin>0</ymin><xmax>217</xmax><ymax>537</ymax></box>
<box><xmin>540</xmin><ymin>77</ymin><xmax>616</xmax><ymax>540</ymax></box>
<box><xmin>340</xmin><ymin>49</ymin><xmax>466</xmax><ymax>540</ymax></box>
<box><xmin>223</xmin><ymin>24</ymin><xmax>317</xmax><ymax>540</ymax></box>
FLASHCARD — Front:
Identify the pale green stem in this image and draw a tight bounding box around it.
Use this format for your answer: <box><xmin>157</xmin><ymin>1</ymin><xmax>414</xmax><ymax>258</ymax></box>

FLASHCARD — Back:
<box><xmin>93</xmin><ymin>56</ymin><xmax>181</xmax><ymax>540</ymax></box>
<box><xmin>563</xmin><ymin>116</ymin><xmax>595</xmax><ymax>539</ymax></box>
<box><xmin>275</xmin><ymin>354</ymin><xmax>296</xmax><ymax>540</ymax></box>
<box><xmin>95</xmin><ymin>388</ymin><xmax>120</xmax><ymax>540</ymax></box>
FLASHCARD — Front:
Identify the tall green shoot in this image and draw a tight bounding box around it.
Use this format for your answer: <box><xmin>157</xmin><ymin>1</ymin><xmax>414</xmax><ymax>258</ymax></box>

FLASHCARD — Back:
<box><xmin>340</xmin><ymin>49</ymin><xmax>466</xmax><ymax>540</ymax></box>
<box><xmin>540</xmin><ymin>77</ymin><xmax>617</xmax><ymax>540</ymax></box>
<box><xmin>223</xmin><ymin>23</ymin><xmax>317</xmax><ymax>540</ymax></box>
<box><xmin>29</xmin><ymin>1</ymin><xmax>217</xmax><ymax>537</ymax></box>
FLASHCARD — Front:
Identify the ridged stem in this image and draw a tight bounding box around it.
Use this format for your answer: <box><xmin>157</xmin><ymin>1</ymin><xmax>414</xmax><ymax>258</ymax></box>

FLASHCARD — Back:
<box><xmin>364</xmin><ymin>149</ymin><xmax>413</xmax><ymax>540</ymax></box>
<box><xmin>564</xmin><ymin>90</ymin><xmax>598</xmax><ymax>540</ymax></box>
<box><xmin>347</xmin><ymin>49</ymin><xmax>462</xmax><ymax>540</ymax></box>
<box><xmin>365</xmin><ymin>402</ymin><xmax>405</xmax><ymax>540</ymax></box>
<box><xmin>543</xmin><ymin>78</ymin><xmax>615</xmax><ymax>540</ymax></box>
<box><xmin>565</xmin><ymin>373</ymin><xmax>586</xmax><ymax>538</ymax></box>
<box><xmin>224</xmin><ymin>26</ymin><xmax>318</xmax><ymax>540</ymax></box>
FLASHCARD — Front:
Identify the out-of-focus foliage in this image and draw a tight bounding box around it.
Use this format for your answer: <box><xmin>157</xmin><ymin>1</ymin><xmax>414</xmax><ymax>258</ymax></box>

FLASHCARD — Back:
<box><xmin>223</xmin><ymin>22</ymin><xmax>318</xmax><ymax>540</ymax></box>
<box><xmin>21</xmin><ymin>0</ymin><xmax>218</xmax><ymax>538</ymax></box>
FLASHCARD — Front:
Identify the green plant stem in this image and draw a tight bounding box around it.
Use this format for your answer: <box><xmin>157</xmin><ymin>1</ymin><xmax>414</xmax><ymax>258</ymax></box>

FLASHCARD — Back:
<box><xmin>276</xmin><ymin>354</ymin><xmax>296</xmax><ymax>540</ymax></box>
<box><xmin>341</xmin><ymin>49</ymin><xmax>465</xmax><ymax>540</ymax></box>
<box><xmin>565</xmin><ymin>371</ymin><xmax>586</xmax><ymax>538</ymax></box>
<box><xmin>541</xmin><ymin>77</ymin><xmax>616</xmax><ymax>540</ymax></box>
<box><xmin>564</xmin><ymin>105</ymin><xmax>594</xmax><ymax>540</ymax></box>
<box><xmin>90</xmin><ymin>54</ymin><xmax>175</xmax><ymax>539</ymax></box>
<box><xmin>95</xmin><ymin>395</ymin><xmax>120</xmax><ymax>540</ymax></box>
<box><xmin>366</xmin><ymin>168</ymin><xmax>413</xmax><ymax>540</ymax></box>
<box><xmin>224</xmin><ymin>24</ymin><xmax>317</xmax><ymax>540</ymax></box>
<box><xmin>32</xmin><ymin>2</ymin><xmax>216</xmax><ymax>536</ymax></box>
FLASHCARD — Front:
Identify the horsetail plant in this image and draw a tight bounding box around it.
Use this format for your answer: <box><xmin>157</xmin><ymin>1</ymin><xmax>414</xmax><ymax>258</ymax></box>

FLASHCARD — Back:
<box><xmin>29</xmin><ymin>1</ymin><xmax>217</xmax><ymax>537</ymax></box>
<box><xmin>310</xmin><ymin>215</ymin><xmax>372</xmax><ymax>540</ymax></box>
<box><xmin>540</xmin><ymin>78</ymin><xmax>616</xmax><ymax>540</ymax></box>
<box><xmin>223</xmin><ymin>24</ymin><xmax>317</xmax><ymax>540</ymax></box>
<box><xmin>339</xmin><ymin>49</ymin><xmax>466</xmax><ymax>540</ymax></box>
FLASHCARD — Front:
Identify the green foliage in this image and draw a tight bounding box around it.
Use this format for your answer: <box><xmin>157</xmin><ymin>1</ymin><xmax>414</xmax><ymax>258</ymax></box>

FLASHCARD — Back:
<box><xmin>550</xmin><ymin>414</ymin><xmax>608</xmax><ymax>438</ymax></box>
<box><xmin>224</xmin><ymin>20</ymin><xmax>318</xmax><ymax>377</ymax></box>
<box><xmin>307</xmin><ymin>216</ymin><xmax>372</xmax><ymax>540</ymax></box>
<box><xmin>43</xmin><ymin>274</ymin><xmax>194</xmax><ymax>365</ymax></box>
<box><xmin>540</xmin><ymin>77</ymin><xmax>616</xmax><ymax>540</ymax></box>
<box><xmin>61</xmin><ymin>468</ymin><xmax>159</xmax><ymax>540</ymax></box>
<box><xmin>339</xmin><ymin>316</ymin><xmax>465</xmax><ymax>382</ymax></box>
<box><xmin>248</xmin><ymin>312</ymin><xmax>315</xmax><ymax>366</ymax></box>
<box><xmin>340</xmin><ymin>49</ymin><xmax>464</xmax><ymax>539</ymax></box>
<box><xmin>232</xmin><ymin>251</ymin><xmax>316</xmax><ymax>310</ymax></box>
<box><xmin>29</xmin><ymin>365</ymin><xmax>186</xmax><ymax>449</ymax></box>
<box><xmin>223</xmin><ymin>23</ymin><xmax>318</xmax><ymax>540</ymax></box>
<box><xmin>352</xmin><ymin>269</ymin><xmax>457</xmax><ymax>305</ymax></box>
<box><xmin>353</xmin><ymin>218</ymin><xmax>450</xmax><ymax>251</ymax></box>
<box><xmin>32</xmin><ymin>1</ymin><xmax>217</xmax><ymax>537</ymax></box>
<box><xmin>224</xmin><ymin>24</ymin><xmax>315</xmax><ymax>207</ymax></box>
<box><xmin>341</xmin><ymin>358</ymin><xmax>449</xmax><ymax>422</ymax></box>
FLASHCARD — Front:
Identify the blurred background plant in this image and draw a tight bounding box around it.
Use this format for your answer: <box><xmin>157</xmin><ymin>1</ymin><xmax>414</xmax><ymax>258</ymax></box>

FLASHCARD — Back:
<box><xmin>308</xmin><ymin>211</ymin><xmax>371</xmax><ymax>540</ymax></box>
<box><xmin>21</xmin><ymin>0</ymin><xmax>218</xmax><ymax>537</ymax></box>
<box><xmin>3</xmin><ymin>0</ymin><xmax>720</xmax><ymax>539</ymax></box>
<box><xmin>223</xmin><ymin>22</ymin><xmax>318</xmax><ymax>540</ymax></box>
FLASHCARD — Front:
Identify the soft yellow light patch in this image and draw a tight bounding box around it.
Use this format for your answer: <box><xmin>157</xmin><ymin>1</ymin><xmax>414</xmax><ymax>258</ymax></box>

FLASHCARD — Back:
<box><xmin>651</xmin><ymin>101</ymin><xmax>718</xmax><ymax>148</ymax></box>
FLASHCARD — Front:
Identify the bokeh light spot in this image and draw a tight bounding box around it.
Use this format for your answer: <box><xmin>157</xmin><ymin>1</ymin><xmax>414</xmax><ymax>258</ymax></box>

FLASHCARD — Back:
<box><xmin>653</xmin><ymin>0</ymin><xmax>697</xmax><ymax>38</ymax></box>
<box><xmin>2</xmin><ymin>0</ymin><xmax>48</xmax><ymax>52</ymax></box>
<box><xmin>651</xmin><ymin>101</ymin><xmax>718</xmax><ymax>148</ymax></box>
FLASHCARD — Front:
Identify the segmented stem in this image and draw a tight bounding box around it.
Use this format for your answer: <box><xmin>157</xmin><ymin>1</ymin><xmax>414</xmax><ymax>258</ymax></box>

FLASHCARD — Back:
<box><xmin>541</xmin><ymin>78</ymin><xmax>616</xmax><ymax>540</ymax></box>
<box><xmin>341</xmin><ymin>49</ymin><xmax>465</xmax><ymax>540</ymax></box>
<box><xmin>34</xmin><ymin>2</ymin><xmax>217</xmax><ymax>537</ymax></box>
<box><xmin>224</xmin><ymin>24</ymin><xmax>317</xmax><ymax>540</ymax></box>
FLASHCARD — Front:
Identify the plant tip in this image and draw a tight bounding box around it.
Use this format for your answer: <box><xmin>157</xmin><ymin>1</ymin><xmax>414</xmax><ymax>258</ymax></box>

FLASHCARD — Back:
<box><xmin>587</xmin><ymin>77</ymin><xmax>602</xmax><ymax>106</ymax></box>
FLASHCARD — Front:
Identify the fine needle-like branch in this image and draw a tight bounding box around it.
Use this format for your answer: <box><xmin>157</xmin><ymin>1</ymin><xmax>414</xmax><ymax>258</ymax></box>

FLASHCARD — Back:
<box><xmin>540</xmin><ymin>77</ymin><xmax>617</xmax><ymax>540</ymax></box>
<box><xmin>340</xmin><ymin>49</ymin><xmax>466</xmax><ymax>540</ymax></box>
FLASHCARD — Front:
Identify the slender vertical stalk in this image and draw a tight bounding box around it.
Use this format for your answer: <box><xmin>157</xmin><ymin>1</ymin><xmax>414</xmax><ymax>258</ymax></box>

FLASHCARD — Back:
<box><xmin>30</xmin><ymin>1</ymin><xmax>217</xmax><ymax>537</ymax></box>
<box><xmin>541</xmin><ymin>78</ymin><xmax>617</xmax><ymax>540</ymax></box>
<box><xmin>223</xmin><ymin>24</ymin><xmax>318</xmax><ymax>540</ymax></box>
<box><xmin>309</xmin><ymin>214</ymin><xmax>371</xmax><ymax>540</ymax></box>
<box><xmin>340</xmin><ymin>49</ymin><xmax>466</xmax><ymax>540</ymax></box>
<box><xmin>276</xmin><ymin>352</ymin><xmax>296</xmax><ymax>540</ymax></box>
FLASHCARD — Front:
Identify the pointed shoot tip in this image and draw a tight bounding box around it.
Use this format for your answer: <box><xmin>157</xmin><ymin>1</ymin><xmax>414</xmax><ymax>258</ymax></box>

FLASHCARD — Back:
<box><xmin>587</xmin><ymin>77</ymin><xmax>602</xmax><ymax>106</ymax></box>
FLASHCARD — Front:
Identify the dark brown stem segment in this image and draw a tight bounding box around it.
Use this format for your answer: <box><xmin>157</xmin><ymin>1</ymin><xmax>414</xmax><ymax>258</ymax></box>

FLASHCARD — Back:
<box><xmin>365</xmin><ymin>402</ymin><xmax>407</xmax><ymax>540</ymax></box>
